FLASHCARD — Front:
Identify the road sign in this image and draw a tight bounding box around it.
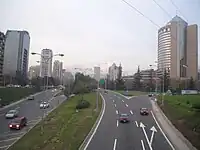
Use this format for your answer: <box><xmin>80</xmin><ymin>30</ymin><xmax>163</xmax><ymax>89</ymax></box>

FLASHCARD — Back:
<box><xmin>99</xmin><ymin>79</ymin><xmax>105</xmax><ymax>85</ymax></box>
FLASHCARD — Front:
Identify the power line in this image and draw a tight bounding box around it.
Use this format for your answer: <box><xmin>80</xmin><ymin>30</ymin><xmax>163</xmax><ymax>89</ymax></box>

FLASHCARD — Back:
<box><xmin>121</xmin><ymin>0</ymin><xmax>160</xmax><ymax>28</ymax></box>
<box><xmin>169</xmin><ymin>0</ymin><xmax>188</xmax><ymax>21</ymax></box>
<box><xmin>152</xmin><ymin>0</ymin><xmax>172</xmax><ymax>19</ymax></box>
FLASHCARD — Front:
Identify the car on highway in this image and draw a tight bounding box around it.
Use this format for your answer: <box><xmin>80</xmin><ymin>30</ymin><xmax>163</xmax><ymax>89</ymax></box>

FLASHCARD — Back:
<box><xmin>9</xmin><ymin>117</ymin><xmax>27</xmax><ymax>130</ymax></box>
<box><xmin>5</xmin><ymin>110</ymin><xmax>19</xmax><ymax>119</ymax></box>
<box><xmin>119</xmin><ymin>113</ymin><xmax>129</xmax><ymax>123</ymax></box>
<box><xmin>28</xmin><ymin>95</ymin><xmax>34</xmax><ymax>100</ymax></box>
<box><xmin>140</xmin><ymin>108</ymin><xmax>149</xmax><ymax>115</ymax></box>
<box><xmin>40</xmin><ymin>101</ymin><xmax>50</xmax><ymax>109</ymax></box>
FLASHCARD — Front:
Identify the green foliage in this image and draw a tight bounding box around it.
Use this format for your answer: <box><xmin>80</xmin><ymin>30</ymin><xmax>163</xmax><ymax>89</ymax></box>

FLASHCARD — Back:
<box><xmin>72</xmin><ymin>73</ymin><xmax>97</xmax><ymax>94</ymax></box>
<box><xmin>133</xmin><ymin>66</ymin><xmax>142</xmax><ymax>90</ymax></box>
<box><xmin>189</xmin><ymin>77</ymin><xmax>195</xmax><ymax>90</ymax></box>
<box><xmin>76</xmin><ymin>100</ymin><xmax>90</xmax><ymax>109</ymax></box>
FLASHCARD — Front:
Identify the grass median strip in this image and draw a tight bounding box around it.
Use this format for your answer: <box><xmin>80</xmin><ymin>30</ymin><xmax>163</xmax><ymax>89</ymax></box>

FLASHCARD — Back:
<box><xmin>8</xmin><ymin>92</ymin><xmax>102</xmax><ymax>150</ymax></box>
<box><xmin>157</xmin><ymin>95</ymin><xmax>200</xmax><ymax>149</ymax></box>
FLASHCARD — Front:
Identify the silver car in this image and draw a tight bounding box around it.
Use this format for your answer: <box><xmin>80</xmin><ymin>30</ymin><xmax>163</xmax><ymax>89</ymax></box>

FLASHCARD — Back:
<box><xmin>40</xmin><ymin>102</ymin><xmax>50</xmax><ymax>109</ymax></box>
<box><xmin>5</xmin><ymin>110</ymin><xmax>19</xmax><ymax>119</ymax></box>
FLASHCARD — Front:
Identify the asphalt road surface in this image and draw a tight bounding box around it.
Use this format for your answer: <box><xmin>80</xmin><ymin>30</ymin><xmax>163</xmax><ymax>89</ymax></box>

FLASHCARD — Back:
<box><xmin>0</xmin><ymin>89</ymin><xmax>66</xmax><ymax>150</ymax></box>
<box><xmin>85</xmin><ymin>91</ymin><xmax>174</xmax><ymax>150</ymax></box>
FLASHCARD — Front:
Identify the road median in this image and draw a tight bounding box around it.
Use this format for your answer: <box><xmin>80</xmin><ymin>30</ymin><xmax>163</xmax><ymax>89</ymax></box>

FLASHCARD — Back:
<box><xmin>8</xmin><ymin>92</ymin><xmax>102</xmax><ymax>150</ymax></box>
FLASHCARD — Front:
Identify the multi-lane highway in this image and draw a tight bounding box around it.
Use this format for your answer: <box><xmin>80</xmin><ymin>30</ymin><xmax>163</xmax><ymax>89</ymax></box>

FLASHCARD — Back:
<box><xmin>0</xmin><ymin>89</ymin><xmax>66</xmax><ymax>150</ymax></box>
<box><xmin>84</xmin><ymin>91</ymin><xmax>174</xmax><ymax>150</ymax></box>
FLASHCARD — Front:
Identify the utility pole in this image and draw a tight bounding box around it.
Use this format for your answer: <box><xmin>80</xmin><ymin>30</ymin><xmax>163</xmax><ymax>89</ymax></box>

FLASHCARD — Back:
<box><xmin>96</xmin><ymin>81</ymin><xmax>99</xmax><ymax>111</ymax></box>
<box><xmin>162</xmin><ymin>69</ymin><xmax>165</xmax><ymax>106</ymax></box>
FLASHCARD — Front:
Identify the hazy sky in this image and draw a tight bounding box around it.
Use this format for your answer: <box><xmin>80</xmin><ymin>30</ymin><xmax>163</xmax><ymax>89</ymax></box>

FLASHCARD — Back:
<box><xmin>0</xmin><ymin>0</ymin><xmax>199</xmax><ymax>75</ymax></box>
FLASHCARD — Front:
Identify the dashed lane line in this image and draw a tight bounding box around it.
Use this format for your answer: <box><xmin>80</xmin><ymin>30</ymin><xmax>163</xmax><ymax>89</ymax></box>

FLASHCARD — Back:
<box><xmin>116</xmin><ymin>120</ymin><xmax>119</xmax><ymax>127</ymax></box>
<box><xmin>135</xmin><ymin>121</ymin><xmax>138</xmax><ymax>127</ymax></box>
<box><xmin>130</xmin><ymin>110</ymin><xmax>133</xmax><ymax>115</ymax></box>
<box><xmin>114</xmin><ymin>104</ymin><xmax>116</xmax><ymax>107</ymax></box>
<box><xmin>122</xmin><ymin>100</ymin><xmax>124</xmax><ymax>102</ymax></box>
<box><xmin>113</xmin><ymin>139</ymin><xmax>117</xmax><ymax>150</ymax></box>
<box><xmin>116</xmin><ymin>110</ymin><xmax>119</xmax><ymax>115</ymax></box>
<box><xmin>125</xmin><ymin>104</ymin><xmax>128</xmax><ymax>107</ymax></box>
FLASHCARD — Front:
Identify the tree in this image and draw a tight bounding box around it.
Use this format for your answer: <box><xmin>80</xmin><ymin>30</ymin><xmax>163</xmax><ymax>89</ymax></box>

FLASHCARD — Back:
<box><xmin>116</xmin><ymin>63</ymin><xmax>125</xmax><ymax>90</ymax></box>
<box><xmin>189</xmin><ymin>77</ymin><xmax>195</xmax><ymax>89</ymax></box>
<box><xmin>133</xmin><ymin>66</ymin><xmax>141</xmax><ymax>90</ymax></box>
<box><xmin>160</xmin><ymin>68</ymin><xmax>170</xmax><ymax>92</ymax></box>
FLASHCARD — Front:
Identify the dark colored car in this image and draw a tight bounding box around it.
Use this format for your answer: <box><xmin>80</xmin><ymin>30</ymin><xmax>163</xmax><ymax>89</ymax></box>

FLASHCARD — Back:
<box><xmin>148</xmin><ymin>94</ymin><xmax>153</xmax><ymax>97</ymax></box>
<box><xmin>28</xmin><ymin>95</ymin><xmax>34</xmax><ymax>100</ymax></box>
<box><xmin>9</xmin><ymin>117</ymin><xmax>27</xmax><ymax>130</ymax></box>
<box><xmin>140</xmin><ymin>108</ymin><xmax>149</xmax><ymax>115</ymax></box>
<box><xmin>119</xmin><ymin>114</ymin><xmax>129</xmax><ymax>123</ymax></box>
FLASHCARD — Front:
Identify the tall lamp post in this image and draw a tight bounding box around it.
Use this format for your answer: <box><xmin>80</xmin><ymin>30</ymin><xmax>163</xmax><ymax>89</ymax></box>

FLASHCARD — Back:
<box><xmin>183</xmin><ymin>65</ymin><xmax>188</xmax><ymax>89</ymax></box>
<box><xmin>31</xmin><ymin>52</ymin><xmax>64</xmax><ymax>90</ymax></box>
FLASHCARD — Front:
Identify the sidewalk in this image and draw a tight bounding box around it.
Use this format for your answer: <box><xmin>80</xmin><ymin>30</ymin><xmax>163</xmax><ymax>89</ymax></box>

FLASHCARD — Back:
<box><xmin>151</xmin><ymin>100</ymin><xmax>197</xmax><ymax>150</ymax></box>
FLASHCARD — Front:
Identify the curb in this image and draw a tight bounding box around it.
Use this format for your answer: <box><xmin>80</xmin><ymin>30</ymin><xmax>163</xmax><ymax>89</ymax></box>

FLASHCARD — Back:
<box><xmin>78</xmin><ymin>93</ymin><xmax>105</xmax><ymax>150</ymax></box>
<box><xmin>0</xmin><ymin>90</ymin><xmax>44</xmax><ymax>111</ymax></box>
<box><xmin>151</xmin><ymin>100</ymin><xmax>197</xmax><ymax>150</ymax></box>
<box><xmin>6</xmin><ymin>94</ymin><xmax>66</xmax><ymax>150</ymax></box>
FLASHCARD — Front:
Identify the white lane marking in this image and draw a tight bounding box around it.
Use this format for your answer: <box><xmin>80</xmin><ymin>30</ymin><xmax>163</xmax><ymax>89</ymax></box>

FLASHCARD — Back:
<box><xmin>113</xmin><ymin>100</ymin><xmax>115</xmax><ymax>103</ymax></box>
<box><xmin>135</xmin><ymin>121</ymin><xmax>138</xmax><ymax>127</ymax></box>
<box><xmin>122</xmin><ymin>100</ymin><xmax>124</xmax><ymax>102</ymax></box>
<box><xmin>0</xmin><ymin>137</ymin><xmax>19</xmax><ymax>143</ymax></box>
<box><xmin>116</xmin><ymin>110</ymin><xmax>118</xmax><ymax>115</ymax></box>
<box><xmin>1</xmin><ymin>132</ymin><xmax>25</xmax><ymax>137</ymax></box>
<box><xmin>114</xmin><ymin>104</ymin><xmax>116</xmax><ymax>107</ymax></box>
<box><xmin>125</xmin><ymin>104</ymin><xmax>128</xmax><ymax>107</ymax></box>
<box><xmin>28</xmin><ymin>119</ymin><xmax>40</xmax><ymax>123</ymax></box>
<box><xmin>151</xmin><ymin>111</ymin><xmax>175</xmax><ymax>150</ymax></box>
<box><xmin>141</xmin><ymin>140</ymin><xmax>146</xmax><ymax>150</ymax></box>
<box><xmin>113</xmin><ymin>138</ymin><xmax>117</xmax><ymax>150</ymax></box>
<box><xmin>130</xmin><ymin>110</ymin><xmax>133</xmax><ymax>114</ymax></box>
<box><xmin>0</xmin><ymin>145</ymin><xmax>9</xmax><ymax>149</ymax></box>
<box><xmin>83</xmin><ymin>93</ymin><xmax>106</xmax><ymax>150</ymax></box>
<box><xmin>117</xmin><ymin>120</ymin><xmax>119</xmax><ymax>127</ymax></box>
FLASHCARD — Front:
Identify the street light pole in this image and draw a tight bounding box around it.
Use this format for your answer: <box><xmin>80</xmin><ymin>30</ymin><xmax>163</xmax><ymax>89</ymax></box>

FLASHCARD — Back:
<box><xmin>31</xmin><ymin>52</ymin><xmax>64</xmax><ymax>91</ymax></box>
<box><xmin>183</xmin><ymin>65</ymin><xmax>188</xmax><ymax>89</ymax></box>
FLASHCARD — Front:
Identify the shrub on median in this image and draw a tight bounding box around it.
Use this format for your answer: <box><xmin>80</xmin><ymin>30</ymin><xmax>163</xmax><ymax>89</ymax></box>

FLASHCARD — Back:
<box><xmin>76</xmin><ymin>100</ymin><xmax>90</xmax><ymax>109</ymax></box>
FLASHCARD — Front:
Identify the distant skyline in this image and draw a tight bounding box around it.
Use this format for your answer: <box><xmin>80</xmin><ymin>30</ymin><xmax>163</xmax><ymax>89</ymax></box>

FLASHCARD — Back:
<box><xmin>1</xmin><ymin>0</ymin><xmax>199</xmax><ymax>75</ymax></box>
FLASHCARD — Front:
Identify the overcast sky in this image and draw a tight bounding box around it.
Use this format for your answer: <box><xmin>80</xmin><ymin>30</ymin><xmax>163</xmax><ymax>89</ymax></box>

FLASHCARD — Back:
<box><xmin>0</xmin><ymin>0</ymin><xmax>199</xmax><ymax>75</ymax></box>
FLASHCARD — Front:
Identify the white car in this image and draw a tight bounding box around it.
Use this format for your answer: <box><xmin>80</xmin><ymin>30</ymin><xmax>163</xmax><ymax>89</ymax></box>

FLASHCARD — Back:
<box><xmin>40</xmin><ymin>102</ymin><xmax>50</xmax><ymax>109</ymax></box>
<box><xmin>5</xmin><ymin>110</ymin><xmax>19</xmax><ymax>119</ymax></box>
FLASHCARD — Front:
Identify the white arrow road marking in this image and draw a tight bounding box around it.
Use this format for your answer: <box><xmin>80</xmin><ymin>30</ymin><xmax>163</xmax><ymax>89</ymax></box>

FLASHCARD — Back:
<box><xmin>130</xmin><ymin>110</ymin><xmax>133</xmax><ymax>114</ymax></box>
<box><xmin>116</xmin><ymin>110</ymin><xmax>118</xmax><ymax>115</ymax></box>
<box><xmin>117</xmin><ymin>120</ymin><xmax>119</xmax><ymax>127</ymax></box>
<box><xmin>141</xmin><ymin>140</ymin><xmax>146</xmax><ymax>150</ymax></box>
<box><xmin>140</xmin><ymin>122</ymin><xmax>153</xmax><ymax>150</ymax></box>
<box><xmin>113</xmin><ymin>138</ymin><xmax>117</xmax><ymax>150</ymax></box>
<box><xmin>135</xmin><ymin>121</ymin><xmax>138</xmax><ymax>127</ymax></box>
<box><xmin>125</xmin><ymin>104</ymin><xmax>128</xmax><ymax>107</ymax></box>
<box><xmin>150</xmin><ymin>126</ymin><xmax>157</xmax><ymax>145</ymax></box>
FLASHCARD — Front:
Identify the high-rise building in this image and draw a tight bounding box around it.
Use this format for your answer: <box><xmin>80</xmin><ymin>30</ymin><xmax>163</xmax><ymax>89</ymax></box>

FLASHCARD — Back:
<box><xmin>3</xmin><ymin>30</ymin><xmax>30</xmax><ymax>78</ymax></box>
<box><xmin>158</xmin><ymin>15</ymin><xmax>198</xmax><ymax>80</ymax></box>
<box><xmin>0</xmin><ymin>32</ymin><xmax>5</xmax><ymax>84</ymax></box>
<box><xmin>53</xmin><ymin>60</ymin><xmax>63</xmax><ymax>80</ymax></box>
<box><xmin>94</xmin><ymin>66</ymin><xmax>100</xmax><ymax>81</ymax></box>
<box><xmin>40</xmin><ymin>49</ymin><xmax>53</xmax><ymax>77</ymax></box>
<box><xmin>108</xmin><ymin>63</ymin><xmax>119</xmax><ymax>81</ymax></box>
<box><xmin>28</xmin><ymin>65</ymin><xmax>40</xmax><ymax>79</ymax></box>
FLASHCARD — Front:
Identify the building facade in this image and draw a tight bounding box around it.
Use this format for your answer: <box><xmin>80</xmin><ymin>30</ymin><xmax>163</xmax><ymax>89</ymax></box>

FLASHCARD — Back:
<box><xmin>158</xmin><ymin>15</ymin><xmax>198</xmax><ymax>80</ymax></box>
<box><xmin>3</xmin><ymin>30</ymin><xmax>30</xmax><ymax>78</ymax></box>
<box><xmin>0</xmin><ymin>32</ymin><xmax>5</xmax><ymax>84</ymax></box>
<box><xmin>94</xmin><ymin>66</ymin><xmax>100</xmax><ymax>81</ymax></box>
<box><xmin>28</xmin><ymin>65</ymin><xmax>40</xmax><ymax>79</ymax></box>
<box><xmin>40</xmin><ymin>49</ymin><xmax>53</xmax><ymax>77</ymax></box>
<box><xmin>53</xmin><ymin>60</ymin><xmax>63</xmax><ymax>80</ymax></box>
<box><xmin>108</xmin><ymin>63</ymin><xmax>119</xmax><ymax>81</ymax></box>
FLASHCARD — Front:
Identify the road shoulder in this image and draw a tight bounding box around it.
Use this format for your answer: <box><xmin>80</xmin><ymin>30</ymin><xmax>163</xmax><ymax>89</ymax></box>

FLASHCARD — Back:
<box><xmin>79</xmin><ymin>93</ymin><xmax>105</xmax><ymax>150</ymax></box>
<box><xmin>150</xmin><ymin>99</ymin><xmax>197</xmax><ymax>150</ymax></box>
